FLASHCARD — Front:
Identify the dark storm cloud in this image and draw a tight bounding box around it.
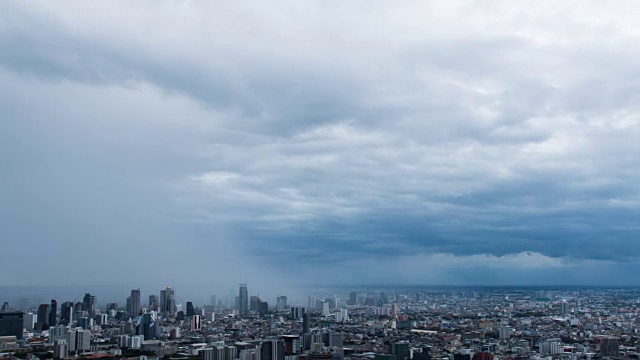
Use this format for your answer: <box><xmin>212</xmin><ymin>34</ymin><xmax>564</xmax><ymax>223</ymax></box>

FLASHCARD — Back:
<box><xmin>2</xmin><ymin>0</ymin><xmax>640</xmax><ymax>288</ymax></box>
<box><xmin>0</xmin><ymin>2</ymin><xmax>363</xmax><ymax>137</ymax></box>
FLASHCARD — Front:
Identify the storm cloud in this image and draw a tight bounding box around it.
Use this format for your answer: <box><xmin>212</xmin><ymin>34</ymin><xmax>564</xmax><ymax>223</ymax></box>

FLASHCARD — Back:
<box><xmin>2</xmin><ymin>0</ymin><xmax>640</xmax><ymax>295</ymax></box>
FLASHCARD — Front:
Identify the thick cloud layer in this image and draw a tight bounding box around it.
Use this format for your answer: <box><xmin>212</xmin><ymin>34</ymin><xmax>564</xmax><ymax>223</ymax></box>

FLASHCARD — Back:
<box><xmin>2</xmin><ymin>1</ymin><xmax>640</xmax><ymax>292</ymax></box>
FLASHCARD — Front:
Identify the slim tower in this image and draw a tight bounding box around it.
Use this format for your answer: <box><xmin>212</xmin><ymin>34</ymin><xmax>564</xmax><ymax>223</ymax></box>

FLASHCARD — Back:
<box><xmin>127</xmin><ymin>289</ymin><xmax>141</xmax><ymax>316</ymax></box>
<box><xmin>49</xmin><ymin>299</ymin><xmax>57</xmax><ymax>326</ymax></box>
<box><xmin>239</xmin><ymin>284</ymin><xmax>248</xmax><ymax>315</ymax></box>
<box><xmin>37</xmin><ymin>304</ymin><xmax>51</xmax><ymax>329</ymax></box>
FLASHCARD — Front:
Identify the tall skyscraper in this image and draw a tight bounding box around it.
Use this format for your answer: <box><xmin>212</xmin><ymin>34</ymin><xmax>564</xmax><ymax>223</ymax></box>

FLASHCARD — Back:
<box><xmin>1</xmin><ymin>302</ymin><xmax>8</xmax><ymax>311</ymax></box>
<box><xmin>186</xmin><ymin>302</ymin><xmax>195</xmax><ymax>317</ymax></box>
<box><xmin>37</xmin><ymin>304</ymin><xmax>51</xmax><ymax>329</ymax></box>
<box><xmin>307</xmin><ymin>296</ymin><xmax>316</xmax><ymax>309</ymax></box>
<box><xmin>257</xmin><ymin>301</ymin><xmax>268</xmax><ymax>316</ymax></box>
<box><xmin>239</xmin><ymin>284</ymin><xmax>248</xmax><ymax>315</ymax></box>
<box><xmin>302</xmin><ymin>313</ymin><xmax>310</xmax><ymax>334</ymax></box>
<box><xmin>560</xmin><ymin>301</ymin><xmax>569</xmax><ymax>315</ymax></box>
<box><xmin>23</xmin><ymin>311</ymin><xmax>37</xmax><ymax>331</ymax></box>
<box><xmin>320</xmin><ymin>300</ymin><xmax>329</xmax><ymax>316</ymax></box>
<box><xmin>83</xmin><ymin>293</ymin><xmax>97</xmax><ymax>317</ymax></box>
<box><xmin>335</xmin><ymin>309</ymin><xmax>349</xmax><ymax>322</ymax></box>
<box><xmin>160</xmin><ymin>287</ymin><xmax>176</xmax><ymax>315</ymax></box>
<box><xmin>49</xmin><ymin>299</ymin><xmax>58</xmax><ymax>326</ymax></box>
<box><xmin>127</xmin><ymin>289</ymin><xmax>141</xmax><ymax>316</ymax></box>
<box><xmin>60</xmin><ymin>301</ymin><xmax>73</xmax><ymax>326</ymax></box>
<box><xmin>276</xmin><ymin>296</ymin><xmax>287</xmax><ymax>311</ymax></box>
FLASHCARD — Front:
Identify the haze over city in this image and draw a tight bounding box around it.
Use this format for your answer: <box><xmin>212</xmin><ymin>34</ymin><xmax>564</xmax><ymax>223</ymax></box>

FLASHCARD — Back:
<box><xmin>3</xmin><ymin>0</ymin><xmax>640</xmax><ymax>297</ymax></box>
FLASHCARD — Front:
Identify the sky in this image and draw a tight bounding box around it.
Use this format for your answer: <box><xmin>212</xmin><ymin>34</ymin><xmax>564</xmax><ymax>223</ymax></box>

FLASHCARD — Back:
<box><xmin>2</xmin><ymin>1</ymin><xmax>640</xmax><ymax>300</ymax></box>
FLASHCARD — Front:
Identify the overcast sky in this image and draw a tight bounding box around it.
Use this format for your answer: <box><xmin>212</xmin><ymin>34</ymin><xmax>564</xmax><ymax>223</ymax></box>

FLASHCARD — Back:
<box><xmin>2</xmin><ymin>1</ymin><xmax>640</xmax><ymax>298</ymax></box>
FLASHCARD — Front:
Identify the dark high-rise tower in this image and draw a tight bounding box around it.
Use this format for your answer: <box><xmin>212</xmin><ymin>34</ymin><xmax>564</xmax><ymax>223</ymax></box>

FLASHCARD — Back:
<box><xmin>83</xmin><ymin>293</ymin><xmax>97</xmax><ymax>317</ymax></box>
<box><xmin>160</xmin><ymin>287</ymin><xmax>176</xmax><ymax>315</ymax></box>
<box><xmin>136</xmin><ymin>313</ymin><xmax>158</xmax><ymax>340</ymax></box>
<box><xmin>60</xmin><ymin>301</ymin><xmax>73</xmax><ymax>326</ymax></box>
<box><xmin>261</xmin><ymin>339</ymin><xmax>285</xmax><ymax>360</ymax></box>
<box><xmin>302</xmin><ymin>313</ymin><xmax>310</xmax><ymax>334</ymax></box>
<box><xmin>37</xmin><ymin>304</ymin><xmax>50</xmax><ymax>329</ymax></box>
<box><xmin>186</xmin><ymin>302</ymin><xmax>195</xmax><ymax>317</ymax></box>
<box><xmin>0</xmin><ymin>311</ymin><xmax>24</xmax><ymax>339</ymax></box>
<box><xmin>239</xmin><ymin>284</ymin><xmax>248</xmax><ymax>315</ymax></box>
<box><xmin>127</xmin><ymin>289</ymin><xmax>141</xmax><ymax>316</ymax></box>
<box><xmin>349</xmin><ymin>292</ymin><xmax>357</xmax><ymax>306</ymax></box>
<box><xmin>257</xmin><ymin>300</ymin><xmax>268</xmax><ymax>316</ymax></box>
<box><xmin>49</xmin><ymin>299</ymin><xmax>57</xmax><ymax>326</ymax></box>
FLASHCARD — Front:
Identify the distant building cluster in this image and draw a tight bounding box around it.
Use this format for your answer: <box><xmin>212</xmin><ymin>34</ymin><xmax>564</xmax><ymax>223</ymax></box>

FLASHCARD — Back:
<box><xmin>0</xmin><ymin>286</ymin><xmax>637</xmax><ymax>360</ymax></box>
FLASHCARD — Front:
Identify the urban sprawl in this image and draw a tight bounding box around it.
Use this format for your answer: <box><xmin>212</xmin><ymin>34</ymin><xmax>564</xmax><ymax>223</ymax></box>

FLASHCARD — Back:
<box><xmin>0</xmin><ymin>286</ymin><xmax>637</xmax><ymax>360</ymax></box>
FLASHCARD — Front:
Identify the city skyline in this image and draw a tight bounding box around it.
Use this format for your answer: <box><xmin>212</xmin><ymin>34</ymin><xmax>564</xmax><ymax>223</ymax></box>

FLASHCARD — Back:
<box><xmin>1</xmin><ymin>283</ymin><xmax>635</xmax><ymax>360</ymax></box>
<box><xmin>3</xmin><ymin>1</ymin><xmax>640</xmax><ymax>289</ymax></box>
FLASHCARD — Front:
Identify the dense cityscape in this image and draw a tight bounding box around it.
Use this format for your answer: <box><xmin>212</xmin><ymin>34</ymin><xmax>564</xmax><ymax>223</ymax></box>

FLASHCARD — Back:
<box><xmin>3</xmin><ymin>4</ymin><xmax>640</xmax><ymax>360</ymax></box>
<box><xmin>1</xmin><ymin>286</ymin><xmax>640</xmax><ymax>360</ymax></box>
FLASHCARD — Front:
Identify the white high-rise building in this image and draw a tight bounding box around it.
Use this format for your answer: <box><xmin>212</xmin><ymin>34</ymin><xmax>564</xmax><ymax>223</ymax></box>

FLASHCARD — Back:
<box><xmin>129</xmin><ymin>335</ymin><xmax>143</xmax><ymax>349</ymax></box>
<box><xmin>307</xmin><ymin>296</ymin><xmax>316</xmax><ymax>309</ymax></box>
<box><xmin>539</xmin><ymin>338</ymin><xmax>563</xmax><ymax>354</ymax></box>
<box><xmin>190</xmin><ymin>315</ymin><xmax>202</xmax><ymax>331</ymax></box>
<box><xmin>561</xmin><ymin>301</ymin><xmax>570</xmax><ymax>315</ymax></box>
<box><xmin>68</xmin><ymin>328</ymin><xmax>91</xmax><ymax>354</ymax></box>
<box><xmin>335</xmin><ymin>309</ymin><xmax>348</xmax><ymax>322</ymax></box>
<box><xmin>321</xmin><ymin>301</ymin><xmax>330</xmax><ymax>316</ymax></box>
<box><xmin>118</xmin><ymin>335</ymin><xmax>129</xmax><ymax>348</ymax></box>
<box><xmin>24</xmin><ymin>312</ymin><xmax>37</xmax><ymax>332</ymax></box>
<box><xmin>276</xmin><ymin>296</ymin><xmax>287</xmax><ymax>311</ymax></box>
